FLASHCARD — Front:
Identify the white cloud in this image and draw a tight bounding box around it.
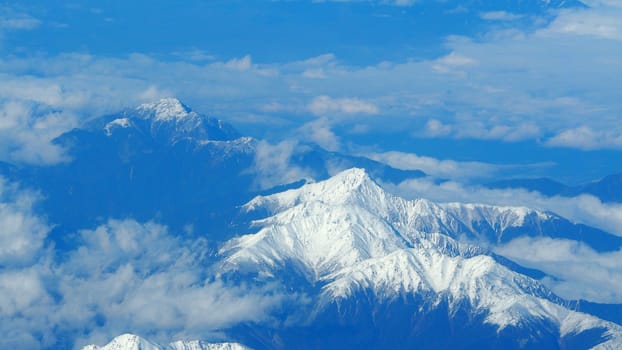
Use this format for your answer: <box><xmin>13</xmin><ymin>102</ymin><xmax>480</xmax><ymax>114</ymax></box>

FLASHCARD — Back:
<box><xmin>424</xmin><ymin>119</ymin><xmax>452</xmax><ymax>137</ymax></box>
<box><xmin>0</xmin><ymin>11</ymin><xmax>40</xmax><ymax>30</ymax></box>
<box><xmin>495</xmin><ymin>237</ymin><xmax>622</xmax><ymax>303</ymax></box>
<box><xmin>432</xmin><ymin>52</ymin><xmax>477</xmax><ymax>74</ymax></box>
<box><xmin>480</xmin><ymin>11</ymin><xmax>524</xmax><ymax>21</ymax></box>
<box><xmin>299</xmin><ymin>118</ymin><xmax>341</xmax><ymax>151</ymax></box>
<box><xmin>0</xmin><ymin>178</ymin><xmax>294</xmax><ymax>348</ymax></box>
<box><xmin>543</xmin><ymin>6</ymin><xmax>622</xmax><ymax>41</ymax></box>
<box><xmin>546</xmin><ymin>126</ymin><xmax>622</xmax><ymax>150</ymax></box>
<box><xmin>0</xmin><ymin>100</ymin><xmax>75</xmax><ymax>164</ymax></box>
<box><xmin>367</xmin><ymin>151</ymin><xmax>500</xmax><ymax>180</ymax></box>
<box><xmin>250</xmin><ymin>140</ymin><xmax>317</xmax><ymax>190</ymax></box>
<box><xmin>223</xmin><ymin>55</ymin><xmax>253</xmax><ymax>71</ymax></box>
<box><xmin>308</xmin><ymin>95</ymin><xmax>379</xmax><ymax>116</ymax></box>
<box><xmin>0</xmin><ymin>218</ymin><xmax>295</xmax><ymax>350</ymax></box>
<box><xmin>0</xmin><ymin>2</ymin><xmax>619</xmax><ymax>154</ymax></box>
<box><xmin>0</xmin><ymin>178</ymin><xmax>49</xmax><ymax>265</ymax></box>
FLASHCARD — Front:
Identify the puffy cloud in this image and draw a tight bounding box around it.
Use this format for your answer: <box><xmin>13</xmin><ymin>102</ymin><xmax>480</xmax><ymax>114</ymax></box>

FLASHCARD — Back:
<box><xmin>0</xmin><ymin>100</ymin><xmax>75</xmax><ymax>164</ymax></box>
<box><xmin>546</xmin><ymin>126</ymin><xmax>622</xmax><ymax>150</ymax></box>
<box><xmin>299</xmin><ymin>118</ymin><xmax>341</xmax><ymax>151</ymax></box>
<box><xmin>251</xmin><ymin>140</ymin><xmax>317</xmax><ymax>190</ymax></box>
<box><xmin>495</xmin><ymin>237</ymin><xmax>622</xmax><ymax>303</ymax></box>
<box><xmin>56</xmin><ymin>220</ymin><xmax>290</xmax><ymax>348</ymax></box>
<box><xmin>0</xmin><ymin>214</ymin><xmax>295</xmax><ymax>349</ymax></box>
<box><xmin>0</xmin><ymin>177</ymin><xmax>49</xmax><ymax>265</ymax></box>
<box><xmin>424</xmin><ymin>119</ymin><xmax>452</xmax><ymax>137</ymax></box>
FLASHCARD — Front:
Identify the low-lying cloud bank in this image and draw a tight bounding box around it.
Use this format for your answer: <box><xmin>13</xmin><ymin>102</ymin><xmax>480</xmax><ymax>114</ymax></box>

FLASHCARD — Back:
<box><xmin>496</xmin><ymin>237</ymin><xmax>622</xmax><ymax>303</ymax></box>
<box><xmin>0</xmin><ymin>180</ymin><xmax>293</xmax><ymax>350</ymax></box>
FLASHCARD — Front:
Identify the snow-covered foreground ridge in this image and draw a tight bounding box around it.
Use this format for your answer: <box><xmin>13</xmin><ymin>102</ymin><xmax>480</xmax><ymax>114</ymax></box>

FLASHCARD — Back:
<box><xmin>222</xmin><ymin>168</ymin><xmax>622</xmax><ymax>348</ymax></box>
<box><xmin>82</xmin><ymin>334</ymin><xmax>251</xmax><ymax>350</ymax></box>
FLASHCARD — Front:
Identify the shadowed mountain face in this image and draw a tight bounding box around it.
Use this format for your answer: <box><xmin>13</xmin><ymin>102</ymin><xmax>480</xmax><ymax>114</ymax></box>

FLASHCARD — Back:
<box><xmin>0</xmin><ymin>98</ymin><xmax>424</xmax><ymax>249</ymax></box>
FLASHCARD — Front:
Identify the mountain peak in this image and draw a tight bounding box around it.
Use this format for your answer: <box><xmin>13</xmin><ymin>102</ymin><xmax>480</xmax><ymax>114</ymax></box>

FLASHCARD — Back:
<box><xmin>82</xmin><ymin>334</ymin><xmax>252</xmax><ymax>350</ymax></box>
<box><xmin>243</xmin><ymin>167</ymin><xmax>383</xmax><ymax>214</ymax></box>
<box><xmin>83</xmin><ymin>333</ymin><xmax>160</xmax><ymax>350</ymax></box>
<box><xmin>137</xmin><ymin>97</ymin><xmax>193</xmax><ymax>121</ymax></box>
<box><xmin>91</xmin><ymin>98</ymin><xmax>242</xmax><ymax>142</ymax></box>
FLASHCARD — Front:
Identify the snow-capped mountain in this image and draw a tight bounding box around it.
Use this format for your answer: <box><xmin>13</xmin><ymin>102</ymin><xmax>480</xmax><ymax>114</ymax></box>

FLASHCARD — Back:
<box><xmin>228</xmin><ymin>168</ymin><xmax>621</xmax><ymax>257</ymax></box>
<box><xmin>0</xmin><ymin>98</ymin><xmax>424</xmax><ymax>247</ymax></box>
<box><xmin>82</xmin><ymin>334</ymin><xmax>250</xmax><ymax>350</ymax></box>
<box><xmin>221</xmin><ymin>168</ymin><xmax>622</xmax><ymax>349</ymax></box>
<box><xmin>99</xmin><ymin>97</ymin><xmax>241</xmax><ymax>144</ymax></box>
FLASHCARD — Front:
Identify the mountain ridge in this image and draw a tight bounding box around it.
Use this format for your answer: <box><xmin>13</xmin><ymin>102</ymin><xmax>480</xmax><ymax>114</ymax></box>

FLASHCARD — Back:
<box><xmin>82</xmin><ymin>334</ymin><xmax>251</xmax><ymax>350</ymax></box>
<box><xmin>218</xmin><ymin>168</ymin><xmax>622</xmax><ymax>349</ymax></box>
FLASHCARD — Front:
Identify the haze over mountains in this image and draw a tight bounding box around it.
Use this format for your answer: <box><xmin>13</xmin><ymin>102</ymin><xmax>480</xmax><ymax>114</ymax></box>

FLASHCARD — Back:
<box><xmin>0</xmin><ymin>98</ymin><xmax>423</xmax><ymax>246</ymax></box>
<box><xmin>2</xmin><ymin>0</ymin><xmax>622</xmax><ymax>347</ymax></box>
<box><xmin>0</xmin><ymin>98</ymin><xmax>620</xmax><ymax>349</ymax></box>
<box><xmin>488</xmin><ymin>174</ymin><xmax>622</xmax><ymax>203</ymax></box>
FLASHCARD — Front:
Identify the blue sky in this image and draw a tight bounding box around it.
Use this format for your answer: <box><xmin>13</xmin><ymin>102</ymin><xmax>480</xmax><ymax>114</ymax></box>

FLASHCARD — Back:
<box><xmin>1</xmin><ymin>0</ymin><xmax>621</xmax><ymax>182</ymax></box>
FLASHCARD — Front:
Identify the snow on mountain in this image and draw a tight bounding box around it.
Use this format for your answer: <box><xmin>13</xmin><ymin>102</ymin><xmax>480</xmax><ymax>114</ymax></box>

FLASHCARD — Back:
<box><xmin>231</xmin><ymin>168</ymin><xmax>561</xmax><ymax>257</ymax></box>
<box><xmin>322</xmin><ymin>244</ymin><xmax>620</xmax><ymax>341</ymax></box>
<box><xmin>137</xmin><ymin>98</ymin><xmax>194</xmax><ymax>122</ymax></box>
<box><xmin>221</xmin><ymin>168</ymin><xmax>622</xmax><ymax>348</ymax></box>
<box><xmin>100</xmin><ymin>97</ymin><xmax>241</xmax><ymax>144</ymax></box>
<box><xmin>82</xmin><ymin>334</ymin><xmax>251</xmax><ymax>350</ymax></box>
<box><xmin>168</xmin><ymin>340</ymin><xmax>251</xmax><ymax>350</ymax></box>
<box><xmin>82</xmin><ymin>334</ymin><xmax>160</xmax><ymax>350</ymax></box>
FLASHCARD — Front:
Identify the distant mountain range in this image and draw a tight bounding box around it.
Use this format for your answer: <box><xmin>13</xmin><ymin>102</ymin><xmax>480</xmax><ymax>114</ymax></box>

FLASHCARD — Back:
<box><xmin>90</xmin><ymin>169</ymin><xmax>622</xmax><ymax>350</ymax></box>
<box><xmin>3</xmin><ymin>98</ymin><xmax>621</xmax><ymax>349</ymax></box>
<box><xmin>82</xmin><ymin>334</ymin><xmax>249</xmax><ymax>350</ymax></box>
<box><xmin>0</xmin><ymin>98</ymin><xmax>423</xmax><ymax>249</ymax></box>
<box><xmin>487</xmin><ymin>173</ymin><xmax>622</xmax><ymax>203</ymax></box>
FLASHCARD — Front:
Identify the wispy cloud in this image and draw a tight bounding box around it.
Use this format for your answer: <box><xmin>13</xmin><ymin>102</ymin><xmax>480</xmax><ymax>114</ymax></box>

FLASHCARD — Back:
<box><xmin>366</xmin><ymin>151</ymin><xmax>500</xmax><ymax>180</ymax></box>
<box><xmin>546</xmin><ymin>126</ymin><xmax>622</xmax><ymax>150</ymax></box>
<box><xmin>0</xmin><ymin>8</ymin><xmax>40</xmax><ymax>30</ymax></box>
<box><xmin>308</xmin><ymin>95</ymin><xmax>379</xmax><ymax>116</ymax></box>
<box><xmin>542</xmin><ymin>5</ymin><xmax>622</xmax><ymax>41</ymax></box>
<box><xmin>479</xmin><ymin>11</ymin><xmax>524</xmax><ymax>21</ymax></box>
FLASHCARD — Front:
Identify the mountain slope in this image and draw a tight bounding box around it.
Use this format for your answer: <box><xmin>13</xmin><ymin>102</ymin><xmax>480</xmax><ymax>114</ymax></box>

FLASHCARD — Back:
<box><xmin>231</xmin><ymin>168</ymin><xmax>622</xmax><ymax>255</ymax></box>
<box><xmin>221</xmin><ymin>168</ymin><xmax>622</xmax><ymax>349</ymax></box>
